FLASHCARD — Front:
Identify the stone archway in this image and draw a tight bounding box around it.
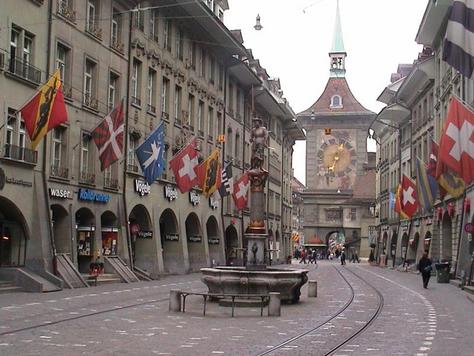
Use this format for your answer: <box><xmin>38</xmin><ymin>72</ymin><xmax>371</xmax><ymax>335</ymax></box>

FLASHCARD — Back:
<box><xmin>0</xmin><ymin>196</ymin><xmax>28</xmax><ymax>267</ymax></box>
<box><xmin>442</xmin><ymin>213</ymin><xmax>453</xmax><ymax>262</ymax></box>
<box><xmin>401</xmin><ymin>232</ymin><xmax>409</xmax><ymax>264</ymax></box>
<box><xmin>51</xmin><ymin>204</ymin><xmax>70</xmax><ymax>257</ymax></box>
<box><xmin>424</xmin><ymin>231</ymin><xmax>432</xmax><ymax>254</ymax></box>
<box><xmin>101</xmin><ymin>211</ymin><xmax>119</xmax><ymax>257</ymax></box>
<box><xmin>390</xmin><ymin>230</ymin><xmax>398</xmax><ymax>268</ymax></box>
<box><xmin>129</xmin><ymin>205</ymin><xmax>155</xmax><ymax>274</ymax></box>
<box><xmin>206</xmin><ymin>216</ymin><xmax>221</xmax><ymax>266</ymax></box>
<box><xmin>224</xmin><ymin>225</ymin><xmax>239</xmax><ymax>265</ymax></box>
<box><xmin>159</xmin><ymin>209</ymin><xmax>182</xmax><ymax>274</ymax></box>
<box><xmin>75</xmin><ymin>207</ymin><xmax>95</xmax><ymax>273</ymax></box>
<box><xmin>408</xmin><ymin>232</ymin><xmax>420</xmax><ymax>263</ymax></box>
<box><xmin>185</xmin><ymin>213</ymin><xmax>205</xmax><ymax>271</ymax></box>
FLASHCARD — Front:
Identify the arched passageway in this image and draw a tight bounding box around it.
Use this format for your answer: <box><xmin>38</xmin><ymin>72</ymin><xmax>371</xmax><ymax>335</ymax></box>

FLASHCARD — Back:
<box><xmin>75</xmin><ymin>208</ymin><xmax>95</xmax><ymax>273</ymax></box>
<box><xmin>129</xmin><ymin>205</ymin><xmax>155</xmax><ymax>273</ymax></box>
<box><xmin>0</xmin><ymin>197</ymin><xmax>28</xmax><ymax>267</ymax></box>
<box><xmin>51</xmin><ymin>204</ymin><xmax>70</xmax><ymax>257</ymax></box>
<box><xmin>101</xmin><ymin>211</ymin><xmax>119</xmax><ymax>256</ymax></box>
<box><xmin>224</xmin><ymin>225</ymin><xmax>239</xmax><ymax>265</ymax></box>
<box><xmin>186</xmin><ymin>213</ymin><xmax>205</xmax><ymax>271</ymax></box>
<box><xmin>159</xmin><ymin>209</ymin><xmax>182</xmax><ymax>274</ymax></box>
<box><xmin>408</xmin><ymin>232</ymin><xmax>420</xmax><ymax>263</ymax></box>
<box><xmin>206</xmin><ymin>216</ymin><xmax>221</xmax><ymax>266</ymax></box>
<box><xmin>442</xmin><ymin>213</ymin><xmax>453</xmax><ymax>262</ymax></box>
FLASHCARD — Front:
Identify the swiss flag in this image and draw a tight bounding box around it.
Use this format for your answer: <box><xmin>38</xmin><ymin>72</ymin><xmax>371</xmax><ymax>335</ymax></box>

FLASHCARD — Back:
<box><xmin>232</xmin><ymin>173</ymin><xmax>250</xmax><ymax>210</ymax></box>
<box><xmin>400</xmin><ymin>174</ymin><xmax>418</xmax><ymax>218</ymax></box>
<box><xmin>169</xmin><ymin>139</ymin><xmax>199</xmax><ymax>193</ymax></box>
<box><xmin>437</xmin><ymin>97</ymin><xmax>474</xmax><ymax>184</ymax></box>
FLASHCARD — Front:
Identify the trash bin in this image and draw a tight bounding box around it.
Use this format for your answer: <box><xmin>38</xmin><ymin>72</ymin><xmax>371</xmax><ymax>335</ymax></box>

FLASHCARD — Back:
<box><xmin>435</xmin><ymin>262</ymin><xmax>451</xmax><ymax>283</ymax></box>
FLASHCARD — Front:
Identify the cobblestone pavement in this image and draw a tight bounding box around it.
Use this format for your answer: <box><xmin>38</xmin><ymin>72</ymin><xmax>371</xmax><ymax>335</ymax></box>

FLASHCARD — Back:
<box><xmin>0</xmin><ymin>261</ymin><xmax>473</xmax><ymax>355</ymax></box>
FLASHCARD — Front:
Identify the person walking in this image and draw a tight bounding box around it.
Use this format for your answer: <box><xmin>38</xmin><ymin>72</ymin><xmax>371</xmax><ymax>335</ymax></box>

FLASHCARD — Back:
<box><xmin>340</xmin><ymin>249</ymin><xmax>346</xmax><ymax>265</ymax></box>
<box><xmin>299</xmin><ymin>249</ymin><xmax>307</xmax><ymax>264</ymax></box>
<box><xmin>418</xmin><ymin>251</ymin><xmax>433</xmax><ymax>289</ymax></box>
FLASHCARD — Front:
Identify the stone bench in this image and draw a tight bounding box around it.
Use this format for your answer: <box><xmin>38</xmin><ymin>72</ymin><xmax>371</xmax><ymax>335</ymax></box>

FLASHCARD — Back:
<box><xmin>169</xmin><ymin>290</ymin><xmax>280</xmax><ymax>317</ymax></box>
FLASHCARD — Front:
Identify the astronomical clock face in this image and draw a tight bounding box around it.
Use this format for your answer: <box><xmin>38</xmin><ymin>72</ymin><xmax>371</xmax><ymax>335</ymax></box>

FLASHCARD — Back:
<box><xmin>316</xmin><ymin>130</ymin><xmax>357</xmax><ymax>190</ymax></box>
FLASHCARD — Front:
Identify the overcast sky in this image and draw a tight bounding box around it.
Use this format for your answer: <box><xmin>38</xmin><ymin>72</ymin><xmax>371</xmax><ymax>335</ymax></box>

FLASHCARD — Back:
<box><xmin>224</xmin><ymin>0</ymin><xmax>428</xmax><ymax>185</ymax></box>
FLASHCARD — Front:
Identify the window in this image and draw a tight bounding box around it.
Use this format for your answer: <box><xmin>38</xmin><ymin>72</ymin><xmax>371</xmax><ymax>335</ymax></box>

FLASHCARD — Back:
<box><xmin>127</xmin><ymin>134</ymin><xmax>138</xmax><ymax>171</ymax></box>
<box><xmin>56</xmin><ymin>43</ymin><xmax>71</xmax><ymax>89</ymax></box>
<box><xmin>190</xmin><ymin>43</ymin><xmax>196</xmax><ymax>69</ymax></box>
<box><xmin>161</xmin><ymin>77</ymin><xmax>170</xmax><ymax>116</ymax></box>
<box><xmin>228</xmin><ymin>82</ymin><xmax>234</xmax><ymax>114</ymax></box>
<box><xmin>86</xmin><ymin>0</ymin><xmax>99</xmax><ymax>33</ymax></box>
<box><xmin>236</xmin><ymin>89</ymin><xmax>242</xmax><ymax>118</ymax></box>
<box><xmin>150</xmin><ymin>9</ymin><xmax>159</xmax><ymax>41</ymax></box>
<box><xmin>330</xmin><ymin>95</ymin><xmax>342</xmax><ymax>108</ymax></box>
<box><xmin>199</xmin><ymin>48</ymin><xmax>206</xmax><ymax>77</ymax></box>
<box><xmin>350</xmin><ymin>208</ymin><xmax>357</xmax><ymax>221</ymax></box>
<box><xmin>217</xmin><ymin>112</ymin><xmax>223</xmax><ymax>137</ymax></box>
<box><xmin>83</xmin><ymin>58</ymin><xmax>97</xmax><ymax>108</ymax></box>
<box><xmin>209</xmin><ymin>56</ymin><xmax>215</xmax><ymax>84</ymax></box>
<box><xmin>80</xmin><ymin>132</ymin><xmax>91</xmax><ymax>175</ymax></box>
<box><xmin>9</xmin><ymin>26</ymin><xmax>41</xmax><ymax>84</ymax></box>
<box><xmin>51</xmin><ymin>127</ymin><xmax>68</xmax><ymax>178</ymax></box>
<box><xmin>208</xmin><ymin>106</ymin><xmax>214</xmax><ymax>140</ymax></box>
<box><xmin>164</xmin><ymin>19</ymin><xmax>171</xmax><ymax>51</ymax></box>
<box><xmin>174</xmin><ymin>86</ymin><xmax>182</xmax><ymax>124</ymax></box>
<box><xmin>23</xmin><ymin>34</ymin><xmax>32</xmax><ymax>66</ymax></box>
<box><xmin>226</xmin><ymin>128</ymin><xmax>233</xmax><ymax>158</ymax></box>
<box><xmin>187</xmin><ymin>94</ymin><xmax>195</xmax><ymax>127</ymax></box>
<box><xmin>235</xmin><ymin>132</ymin><xmax>240</xmax><ymax>162</ymax></box>
<box><xmin>111</xmin><ymin>9</ymin><xmax>122</xmax><ymax>50</ymax></box>
<box><xmin>147</xmin><ymin>69</ymin><xmax>156</xmax><ymax>113</ymax></box>
<box><xmin>218</xmin><ymin>63</ymin><xmax>224</xmax><ymax>90</ymax></box>
<box><xmin>131</xmin><ymin>59</ymin><xmax>141</xmax><ymax>105</ymax></box>
<box><xmin>4</xmin><ymin>108</ymin><xmax>34</xmax><ymax>162</ymax></box>
<box><xmin>108</xmin><ymin>72</ymin><xmax>119</xmax><ymax>111</ymax></box>
<box><xmin>133</xmin><ymin>9</ymin><xmax>144</xmax><ymax>31</ymax></box>
<box><xmin>176</xmin><ymin>28</ymin><xmax>183</xmax><ymax>60</ymax></box>
<box><xmin>197</xmin><ymin>101</ymin><xmax>204</xmax><ymax>135</ymax></box>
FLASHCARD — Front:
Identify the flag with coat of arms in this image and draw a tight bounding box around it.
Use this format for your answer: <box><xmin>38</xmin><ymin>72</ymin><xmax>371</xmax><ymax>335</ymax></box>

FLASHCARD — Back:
<box><xmin>232</xmin><ymin>172</ymin><xmax>250</xmax><ymax>210</ymax></box>
<box><xmin>400</xmin><ymin>174</ymin><xmax>418</xmax><ymax>219</ymax></box>
<box><xmin>135</xmin><ymin>122</ymin><xmax>166</xmax><ymax>184</ymax></box>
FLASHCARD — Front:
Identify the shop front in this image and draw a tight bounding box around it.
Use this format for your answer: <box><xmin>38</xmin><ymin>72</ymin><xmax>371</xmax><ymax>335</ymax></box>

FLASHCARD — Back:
<box><xmin>129</xmin><ymin>204</ymin><xmax>156</xmax><ymax>275</ymax></box>
<box><xmin>206</xmin><ymin>215</ymin><xmax>222</xmax><ymax>266</ymax></box>
<box><xmin>186</xmin><ymin>212</ymin><xmax>205</xmax><ymax>272</ymax></box>
<box><xmin>0</xmin><ymin>197</ymin><xmax>27</xmax><ymax>267</ymax></box>
<box><xmin>75</xmin><ymin>207</ymin><xmax>95</xmax><ymax>273</ymax></box>
<box><xmin>160</xmin><ymin>208</ymin><xmax>183</xmax><ymax>274</ymax></box>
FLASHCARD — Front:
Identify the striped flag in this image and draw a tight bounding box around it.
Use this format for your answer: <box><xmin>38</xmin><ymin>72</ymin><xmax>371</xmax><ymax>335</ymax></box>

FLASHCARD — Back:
<box><xmin>415</xmin><ymin>156</ymin><xmax>437</xmax><ymax>212</ymax></box>
<box><xmin>217</xmin><ymin>161</ymin><xmax>233</xmax><ymax>198</ymax></box>
<box><xmin>442</xmin><ymin>0</ymin><xmax>474</xmax><ymax>79</ymax></box>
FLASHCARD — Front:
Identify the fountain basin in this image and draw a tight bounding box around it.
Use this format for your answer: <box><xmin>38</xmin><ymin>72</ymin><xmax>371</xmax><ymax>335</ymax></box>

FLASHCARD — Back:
<box><xmin>200</xmin><ymin>266</ymin><xmax>308</xmax><ymax>303</ymax></box>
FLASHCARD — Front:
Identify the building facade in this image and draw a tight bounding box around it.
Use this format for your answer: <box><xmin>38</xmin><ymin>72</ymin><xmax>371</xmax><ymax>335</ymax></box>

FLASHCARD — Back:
<box><xmin>0</xmin><ymin>0</ymin><xmax>302</xmax><ymax>289</ymax></box>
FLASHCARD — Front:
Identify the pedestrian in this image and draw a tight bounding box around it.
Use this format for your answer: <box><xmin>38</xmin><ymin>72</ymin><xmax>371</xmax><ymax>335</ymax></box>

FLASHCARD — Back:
<box><xmin>354</xmin><ymin>251</ymin><xmax>360</xmax><ymax>263</ymax></box>
<box><xmin>312</xmin><ymin>249</ymin><xmax>317</xmax><ymax>264</ymax></box>
<box><xmin>340</xmin><ymin>249</ymin><xmax>346</xmax><ymax>265</ymax></box>
<box><xmin>418</xmin><ymin>251</ymin><xmax>433</xmax><ymax>289</ymax></box>
<box><xmin>299</xmin><ymin>249</ymin><xmax>307</xmax><ymax>264</ymax></box>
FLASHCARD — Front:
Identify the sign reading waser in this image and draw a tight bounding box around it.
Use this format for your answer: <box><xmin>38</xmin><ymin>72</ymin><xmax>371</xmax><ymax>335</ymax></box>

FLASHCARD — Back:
<box><xmin>49</xmin><ymin>187</ymin><xmax>73</xmax><ymax>199</ymax></box>
<box><xmin>78</xmin><ymin>189</ymin><xmax>110</xmax><ymax>203</ymax></box>
<box><xmin>134</xmin><ymin>179</ymin><xmax>151</xmax><ymax>196</ymax></box>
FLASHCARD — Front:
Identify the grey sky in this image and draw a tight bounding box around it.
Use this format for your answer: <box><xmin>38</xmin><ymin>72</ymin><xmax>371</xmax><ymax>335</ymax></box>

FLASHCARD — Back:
<box><xmin>224</xmin><ymin>0</ymin><xmax>428</xmax><ymax>185</ymax></box>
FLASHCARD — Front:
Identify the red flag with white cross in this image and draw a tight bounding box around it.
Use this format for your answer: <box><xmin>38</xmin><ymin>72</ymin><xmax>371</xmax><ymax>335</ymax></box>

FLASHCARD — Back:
<box><xmin>437</xmin><ymin>97</ymin><xmax>474</xmax><ymax>185</ymax></box>
<box><xmin>400</xmin><ymin>174</ymin><xmax>418</xmax><ymax>218</ymax></box>
<box><xmin>232</xmin><ymin>172</ymin><xmax>250</xmax><ymax>210</ymax></box>
<box><xmin>169</xmin><ymin>138</ymin><xmax>200</xmax><ymax>193</ymax></box>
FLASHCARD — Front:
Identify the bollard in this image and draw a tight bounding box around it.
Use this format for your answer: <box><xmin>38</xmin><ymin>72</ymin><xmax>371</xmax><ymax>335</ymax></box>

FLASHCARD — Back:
<box><xmin>169</xmin><ymin>290</ymin><xmax>182</xmax><ymax>312</ymax></box>
<box><xmin>308</xmin><ymin>280</ymin><xmax>317</xmax><ymax>298</ymax></box>
<box><xmin>268</xmin><ymin>292</ymin><xmax>281</xmax><ymax>317</ymax></box>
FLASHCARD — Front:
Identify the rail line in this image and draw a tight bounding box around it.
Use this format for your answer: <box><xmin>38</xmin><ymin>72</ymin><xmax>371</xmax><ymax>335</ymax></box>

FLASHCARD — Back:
<box><xmin>257</xmin><ymin>265</ymin><xmax>384</xmax><ymax>356</ymax></box>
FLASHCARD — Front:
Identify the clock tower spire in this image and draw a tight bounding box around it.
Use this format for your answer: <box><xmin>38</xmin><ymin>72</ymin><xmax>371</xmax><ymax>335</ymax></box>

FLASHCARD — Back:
<box><xmin>329</xmin><ymin>0</ymin><xmax>346</xmax><ymax>77</ymax></box>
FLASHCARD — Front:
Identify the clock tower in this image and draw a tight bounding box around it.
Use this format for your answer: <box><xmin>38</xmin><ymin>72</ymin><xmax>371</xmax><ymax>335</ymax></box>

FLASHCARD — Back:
<box><xmin>297</xmin><ymin>0</ymin><xmax>376</xmax><ymax>257</ymax></box>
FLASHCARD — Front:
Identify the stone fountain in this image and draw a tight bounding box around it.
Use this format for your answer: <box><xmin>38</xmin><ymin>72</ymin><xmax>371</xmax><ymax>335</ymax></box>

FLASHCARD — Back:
<box><xmin>201</xmin><ymin>118</ymin><xmax>308</xmax><ymax>303</ymax></box>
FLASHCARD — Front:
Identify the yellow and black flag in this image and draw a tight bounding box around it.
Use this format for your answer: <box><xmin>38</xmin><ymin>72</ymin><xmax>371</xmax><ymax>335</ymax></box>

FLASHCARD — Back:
<box><xmin>20</xmin><ymin>69</ymin><xmax>68</xmax><ymax>149</ymax></box>
<box><xmin>197</xmin><ymin>149</ymin><xmax>221</xmax><ymax>197</ymax></box>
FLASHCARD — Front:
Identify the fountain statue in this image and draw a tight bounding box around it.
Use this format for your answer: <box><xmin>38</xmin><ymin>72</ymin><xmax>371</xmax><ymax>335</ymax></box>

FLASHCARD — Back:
<box><xmin>201</xmin><ymin>118</ymin><xmax>308</xmax><ymax>303</ymax></box>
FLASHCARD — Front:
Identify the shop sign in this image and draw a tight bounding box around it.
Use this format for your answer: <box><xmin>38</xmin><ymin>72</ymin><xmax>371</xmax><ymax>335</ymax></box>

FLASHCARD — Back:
<box><xmin>49</xmin><ymin>187</ymin><xmax>73</xmax><ymax>199</ymax></box>
<box><xmin>209</xmin><ymin>195</ymin><xmax>219</xmax><ymax>210</ymax></box>
<box><xmin>208</xmin><ymin>237</ymin><xmax>220</xmax><ymax>244</ymax></box>
<box><xmin>134</xmin><ymin>179</ymin><xmax>151</xmax><ymax>196</ymax></box>
<box><xmin>5</xmin><ymin>176</ymin><xmax>33</xmax><ymax>187</ymax></box>
<box><xmin>137</xmin><ymin>230</ymin><xmax>153</xmax><ymax>239</ymax></box>
<box><xmin>164</xmin><ymin>185</ymin><xmax>178</xmax><ymax>201</ymax></box>
<box><xmin>189</xmin><ymin>191</ymin><xmax>200</xmax><ymax>206</ymax></box>
<box><xmin>165</xmin><ymin>233</ymin><xmax>179</xmax><ymax>241</ymax></box>
<box><xmin>78</xmin><ymin>188</ymin><xmax>110</xmax><ymax>203</ymax></box>
<box><xmin>188</xmin><ymin>235</ymin><xmax>202</xmax><ymax>242</ymax></box>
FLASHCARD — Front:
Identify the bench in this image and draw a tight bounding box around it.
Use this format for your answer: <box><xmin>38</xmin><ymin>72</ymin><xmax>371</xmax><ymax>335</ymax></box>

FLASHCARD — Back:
<box><xmin>177</xmin><ymin>291</ymin><xmax>270</xmax><ymax>317</ymax></box>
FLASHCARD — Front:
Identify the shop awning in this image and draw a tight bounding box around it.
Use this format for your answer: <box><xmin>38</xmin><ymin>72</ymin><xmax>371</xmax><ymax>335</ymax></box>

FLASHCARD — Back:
<box><xmin>376</xmin><ymin>103</ymin><xmax>410</xmax><ymax>126</ymax></box>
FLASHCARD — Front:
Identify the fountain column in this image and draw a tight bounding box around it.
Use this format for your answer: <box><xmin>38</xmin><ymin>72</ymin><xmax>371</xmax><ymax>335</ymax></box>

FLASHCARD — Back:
<box><xmin>246</xmin><ymin>118</ymin><xmax>269</xmax><ymax>270</ymax></box>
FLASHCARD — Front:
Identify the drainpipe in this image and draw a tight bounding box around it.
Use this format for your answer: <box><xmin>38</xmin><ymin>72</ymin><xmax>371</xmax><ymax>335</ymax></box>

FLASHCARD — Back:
<box><xmin>121</xmin><ymin>4</ymin><xmax>136</xmax><ymax>269</ymax></box>
<box><xmin>43</xmin><ymin>0</ymin><xmax>57</xmax><ymax>274</ymax></box>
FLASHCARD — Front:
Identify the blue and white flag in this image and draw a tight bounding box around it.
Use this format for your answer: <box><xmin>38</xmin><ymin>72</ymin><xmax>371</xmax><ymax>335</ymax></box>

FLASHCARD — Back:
<box><xmin>135</xmin><ymin>122</ymin><xmax>166</xmax><ymax>184</ymax></box>
<box><xmin>442</xmin><ymin>0</ymin><xmax>474</xmax><ymax>79</ymax></box>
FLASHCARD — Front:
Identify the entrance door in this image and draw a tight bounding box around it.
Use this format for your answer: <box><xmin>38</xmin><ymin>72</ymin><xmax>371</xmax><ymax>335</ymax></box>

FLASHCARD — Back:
<box><xmin>0</xmin><ymin>221</ymin><xmax>26</xmax><ymax>266</ymax></box>
<box><xmin>0</xmin><ymin>223</ymin><xmax>12</xmax><ymax>266</ymax></box>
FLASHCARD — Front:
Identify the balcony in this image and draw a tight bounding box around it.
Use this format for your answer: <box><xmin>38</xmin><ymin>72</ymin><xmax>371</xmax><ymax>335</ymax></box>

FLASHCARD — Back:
<box><xmin>56</xmin><ymin>0</ymin><xmax>76</xmax><ymax>23</ymax></box>
<box><xmin>161</xmin><ymin>112</ymin><xmax>170</xmax><ymax>121</ymax></box>
<box><xmin>104</xmin><ymin>177</ymin><xmax>119</xmax><ymax>190</ymax></box>
<box><xmin>50</xmin><ymin>164</ymin><xmax>69</xmax><ymax>179</ymax></box>
<box><xmin>131</xmin><ymin>96</ymin><xmax>141</xmax><ymax>107</ymax></box>
<box><xmin>86</xmin><ymin>22</ymin><xmax>102</xmax><ymax>40</ymax></box>
<box><xmin>83</xmin><ymin>94</ymin><xmax>98</xmax><ymax>111</ymax></box>
<box><xmin>147</xmin><ymin>104</ymin><xmax>156</xmax><ymax>114</ymax></box>
<box><xmin>6</xmin><ymin>57</ymin><xmax>41</xmax><ymax>85</ymax></box>
<box><xmin>174</xmin><ymin>117</ymin><xmax>182</xmax><ymax>126</ymax></box>
<box><xmin>127</xmin><ymin>163</ymin><xmax>139</xmax><ymax>173</ymax></box>
<box><xmin>2</xmin><ymin>144</ymin><xmax>38</xmax><ymax>164</ymax></box>
<box><xmin>79</xmin><ymin>171</ymin><xmax>95</xmax><ymax>185</ymax></box>
<box><xmin>198</xmin><ymin>130</ymin><xmax>204</xmax><ymax>138</ymax></box>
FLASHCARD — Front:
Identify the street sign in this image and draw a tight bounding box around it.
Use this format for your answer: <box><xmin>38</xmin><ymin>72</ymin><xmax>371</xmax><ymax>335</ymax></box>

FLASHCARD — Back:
<box><xmin>464</xmin><ymin>223</ymin><xmax>474</xmax><ymax>234</ymax></box>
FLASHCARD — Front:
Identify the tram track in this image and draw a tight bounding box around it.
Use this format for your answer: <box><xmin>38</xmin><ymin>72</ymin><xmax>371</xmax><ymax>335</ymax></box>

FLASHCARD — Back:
<box><xmin>0</xmin><ymin>296</ymin><xmax>170</xmax><ymax>337</ymax></box>
<box><xmin>257</xmin><ymin>265</ymin><xmax>384</xmax><ymax>356</ymax></box>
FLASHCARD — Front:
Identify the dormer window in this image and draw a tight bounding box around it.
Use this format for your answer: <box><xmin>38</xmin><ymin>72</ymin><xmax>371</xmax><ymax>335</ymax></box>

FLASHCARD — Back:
<box><xmin>330</xmin><ymin>95</ymin><xmax>342</xmax><ymax>108</ymax></box>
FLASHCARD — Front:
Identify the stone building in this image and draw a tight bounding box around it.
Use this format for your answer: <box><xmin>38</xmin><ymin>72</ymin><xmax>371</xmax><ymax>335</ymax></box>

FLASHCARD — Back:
<box><xmin>0</xmin><ymin>0</ymin><xmax>300</xmax><ymax>289</ymax></box>
<box><xmin>297</xmin><ymin>2</ymin><xmax>376</xmax><ymax>259</ymax></box>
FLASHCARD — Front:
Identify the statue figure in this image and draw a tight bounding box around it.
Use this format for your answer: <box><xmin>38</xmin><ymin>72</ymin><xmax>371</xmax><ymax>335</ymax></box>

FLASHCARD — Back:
<box><xmin>250</xmin><ymin>118</ymin><xmax>268</xmax><ymax>170</ymax></box>
<box><xmin>251</xmin><ymin>242</ymin><xmax>258</xmax><ymax>264</ymax></box>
